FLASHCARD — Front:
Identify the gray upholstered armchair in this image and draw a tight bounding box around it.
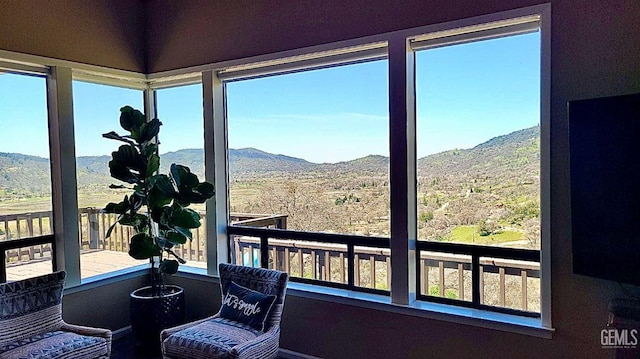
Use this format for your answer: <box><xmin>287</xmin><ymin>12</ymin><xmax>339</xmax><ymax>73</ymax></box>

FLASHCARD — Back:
<box><xmin>161</xmin><ymin>263</ymin><xmax>289</xmax><ymax>359</ymax></box>
<box><xmin>0</xmin><ymin>271</ymin><xmax>112</xmax><ymax>359</ymax></box>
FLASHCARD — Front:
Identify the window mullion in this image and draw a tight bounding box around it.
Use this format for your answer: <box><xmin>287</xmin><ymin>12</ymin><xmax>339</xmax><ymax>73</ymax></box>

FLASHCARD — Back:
<box><xmin>203</xmin><ymin>70</ymin><xmax>229</xmax><ymax>276</ymax></box>
<box><xmin>388</xmin><ymin>35</ymin><xmax>417</xmax><ymax>305</ymax></box>
<box><xmin>47</xmin><ymin>66</ymin><xmax>81</xmax><ymax>286</ymax></box>
<box><xmin>539</xmin><ymin>3</ymin><xmax>552</xmax><ymax>329</ymax></box>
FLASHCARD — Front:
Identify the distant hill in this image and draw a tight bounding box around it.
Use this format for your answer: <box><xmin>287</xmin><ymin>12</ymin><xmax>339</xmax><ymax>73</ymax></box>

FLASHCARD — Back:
<box><xmin>417</xmin><ymin>126</ymin><xmax>540</xmax><ymax>181</ymax></box>
<box><xmin>229</xmin><ymin>148</ymin><xmax>315</xmax><ymax>176</ymax></box>
<box><xmin>0</xmin><ymin>126</ymin><xmax>540</xmax><ymax>196</ymax></box>
<box><xmin>0</xmin><ymin>153</ymin><xmax>52</xmax><ymax>196</ymax></box>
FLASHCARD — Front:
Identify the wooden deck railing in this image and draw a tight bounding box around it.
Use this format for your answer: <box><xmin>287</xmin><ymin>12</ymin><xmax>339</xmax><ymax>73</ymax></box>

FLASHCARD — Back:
<box><xmin>1</xmin><ymin>208</ymin><xmax>540</xmax><ymax>314</ymax></box>
<box><xmin>228</xmin><ymin>225</ymin><xmax>541</xmax><ymax>316</ymax></box>
<box><xmin>0</xmin><ymin>209</ymin><xmax>288</xmax><ymax>264</ymax></box>
<box><xmin>0</xmin><ymin>210</ymin><xmax>54</xmax><ymax>263</ymax></box>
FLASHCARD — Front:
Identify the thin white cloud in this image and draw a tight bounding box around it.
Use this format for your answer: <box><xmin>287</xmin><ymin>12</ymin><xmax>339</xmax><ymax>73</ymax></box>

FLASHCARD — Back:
<box><xmin>264</xmin><ymin>112</ymin><xmax>387</xmax><ymax>122</ymax></box>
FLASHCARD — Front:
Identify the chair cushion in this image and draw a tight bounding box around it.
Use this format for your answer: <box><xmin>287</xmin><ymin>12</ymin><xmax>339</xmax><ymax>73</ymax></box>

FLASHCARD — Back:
<box><xmin>220</xmin><ymin>281</ymin><xmax>276</xmax><ymax>331</ymax></box>
<box><xmin>162</xmin><ymin>318</ymin><xmax>262</xmax><ymax>359</ymax></box>
<box><xmin>0</xmin><ymin>330</ymin><xmax>108</xmax><ymax>359</ymax></box>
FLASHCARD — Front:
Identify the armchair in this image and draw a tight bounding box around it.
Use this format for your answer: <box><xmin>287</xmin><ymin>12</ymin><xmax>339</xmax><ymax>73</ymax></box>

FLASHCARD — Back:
<box><xmin>0</xmin><ymin>271</ymin><xmax>111</xmax><ymax>359</ymax></box>
<box><xmin>161</xmin><ymin>263</ymin><xmax>289</xmax><ymax>359</ymax></box>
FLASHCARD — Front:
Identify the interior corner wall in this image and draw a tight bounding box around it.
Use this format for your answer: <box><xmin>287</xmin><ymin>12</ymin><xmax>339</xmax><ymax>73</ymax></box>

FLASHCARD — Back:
<box><xmin>0</xmin><ymin>0</ymin><xmax>146</xmax><ymax>72</ymax></box>
<box><xmin>144</xmin><ymin>0</ymin><xmax>545</xmax><ymax>73</ymax></box>
<box><xmin>143</xmin><ymin>1</ymin><xmax>640</xmax><ymax>358</ymax></box>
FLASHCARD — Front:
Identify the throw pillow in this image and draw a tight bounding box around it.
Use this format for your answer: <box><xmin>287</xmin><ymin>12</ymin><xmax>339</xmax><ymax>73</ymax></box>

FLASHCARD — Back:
<box><xmin>220</xmin><ymin>281</ymin><xmax>277</xmax><ymax>331</ymax></box>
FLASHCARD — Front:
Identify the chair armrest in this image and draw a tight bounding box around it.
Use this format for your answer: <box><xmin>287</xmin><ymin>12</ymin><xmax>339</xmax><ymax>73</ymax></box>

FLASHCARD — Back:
<box><xmin>60</xmin><ymin>322</ymin><xmax>112</xmax><ymax>357</ymax></box>
<box><xmin>231</xmin><ymin>325</ymin><xmax>280</xmax><ymax>359</ymax></box>
<box><xmin>160</xmin><ymin>313</ymin><xmax>221</xmax><ymax>342</ymax></box>
<box><xmin>60</xmin><ymin>322</ymin><xmax>112</xmax><ymax>339</ymax></box>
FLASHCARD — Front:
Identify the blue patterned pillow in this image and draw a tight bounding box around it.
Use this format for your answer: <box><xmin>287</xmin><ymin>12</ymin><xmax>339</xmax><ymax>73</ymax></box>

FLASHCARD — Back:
<box><xmin>220</xmin><ymin>281</ymin><xmax>277</xmax><ymax>331</ymax></box>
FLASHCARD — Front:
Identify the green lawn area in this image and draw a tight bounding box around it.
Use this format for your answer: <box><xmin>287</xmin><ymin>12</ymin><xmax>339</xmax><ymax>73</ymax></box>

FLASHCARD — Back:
<box><xmin>448</xmin><ymin>225</ymin><xmax>522</xmax><ymax>245</ymax></box>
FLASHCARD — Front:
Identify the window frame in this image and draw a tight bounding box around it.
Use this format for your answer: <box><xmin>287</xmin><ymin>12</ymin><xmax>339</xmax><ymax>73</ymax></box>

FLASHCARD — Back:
<box><xmin>0</xmin><ymin>67</ymin><xmax>56</xmax><ymax>282</ymax></box>
<box><xmin>210</xmin><ymin>3</ymin><xmax>551</xmax><ymax>328</ymax></box>
<box><xmin>408</xmin><ymin>14</ymin><xmax>544</xmax><ymax>317</ymax></box>
<box><xmin>0</xmin><ymin>2</ymin><xmax>551</xmax><ymax>333</ymax></box>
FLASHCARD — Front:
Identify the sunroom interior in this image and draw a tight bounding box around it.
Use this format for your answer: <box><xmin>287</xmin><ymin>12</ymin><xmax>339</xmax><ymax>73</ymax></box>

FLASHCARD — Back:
<box><xmin>1</xmin><ymin>0</ymin><xmax>640</xmax><ymax>358</ymax></box>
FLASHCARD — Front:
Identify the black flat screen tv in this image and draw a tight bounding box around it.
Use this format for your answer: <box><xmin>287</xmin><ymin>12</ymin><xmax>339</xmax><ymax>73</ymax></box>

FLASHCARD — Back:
<box><xmin>569</xmin><ymin>92</ymin><xmax>640</xmax><ymax>286</ymax></box>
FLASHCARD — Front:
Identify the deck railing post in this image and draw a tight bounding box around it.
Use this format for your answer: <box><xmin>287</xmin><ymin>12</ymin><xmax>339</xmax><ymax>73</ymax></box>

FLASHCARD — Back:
<box><xmin>458</xmin><ymin>263</ymin><xmax>465</xmax><ymax>300</ymax></box>
<box><xmin>472</xmin><ymin>255</ymin><xmax>481</xmax><ymax>306</ymax></box>
<box><xmin>89</xmin><ymin>209</ymin><xmax>100</xmax><ymax>250</ymax></box>
<box><xmin>353</xmin><ymin>253</ymin><xmax>360</xmax><ymax>287</ymax></box>
<box><xmin>522</xmin><ymin>270</ymin><xmax>528</xmax><ymax>311</ymax></box>
<box><xmin>0</xmin><ymin>250</ymin><xmax>6</xmax><ymax>283</ymax></box>
<box><xmin>260</xmin><ymin>236</ymin><xmax>269</xmax><ymax>269</ymax></box>
<box><xmin>347</xmin><ymin>244</ymin><xmax>355</xmax><ymax>289</ymax></box>
<box><xmin>499</xmin><ymin>267</ymin><xmax>506</xmax><ymax>307</ymax></box>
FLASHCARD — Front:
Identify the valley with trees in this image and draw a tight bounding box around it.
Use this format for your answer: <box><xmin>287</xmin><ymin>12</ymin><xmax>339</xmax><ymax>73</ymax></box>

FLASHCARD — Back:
<box><xmin>0</xmin><ymin>126</ymin><xmax>540</xmax><ymax>250</ymax></box>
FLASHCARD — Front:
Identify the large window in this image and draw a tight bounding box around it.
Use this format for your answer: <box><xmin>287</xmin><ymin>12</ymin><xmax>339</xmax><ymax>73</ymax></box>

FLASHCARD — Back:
<box><xmin>72</xmin><ymin>80</ymin><xmax>144</xmax><ymax>280</ymax></box>
<box><xmin>225</xmin><ymin>58</ymin><xmax>391</xmax><ymax>290</ymax></box>
<box><xmin>226</xmin><ymin>60</ymin><xmax>389</xmax><ymax>235</ymax></box>
<box><xmin>0</xmin><ymin>72</ymin><xmax>53</xmax><ymax>280</ymax></box>
<box><xmin>412</xmin><ymin>21</ymin><xmax>542</xmax><ymax>314</ymax></box>
<box><xmin>0</xmin><ymin>4</ymin><xmax>549</xmax><ymax>328</ymax></box>
<box><xmin>223</xmin><ymin>10</ymin><xmax>548</xmax><ymax>321</ymax></box>
<box><xmin>155</xmin><ymin>83</ymin><xmax>207</xmax><ymax>269</ymax></box>
<box><xmin>415</xmin><ymin>32</ymin><xmax>540</xmax><ymax>249</ymax></box>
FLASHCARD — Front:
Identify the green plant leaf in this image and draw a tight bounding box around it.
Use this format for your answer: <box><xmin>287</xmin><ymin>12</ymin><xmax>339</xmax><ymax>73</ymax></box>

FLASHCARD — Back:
<box><xmin>178</xmin><ymin>182</ymin><xmax>215</xmax><ymax>205</ymax></box>
<box><xmin>118</xmin><ymin>213</ymin><xmax>148</xmax><ymax>233</ymax></box>
<box><xmin>108</xmin><ymin>161</ymin><xmax>138</xmax><ymax>184</ymax></box>
<box><xmin>105</xmin><ymin>222</ymin><xmax>117</xmax><ymax>239</ymax></box>
<box><xmin>169</xmin><ymin>164</ymin><xmax>214</xmax><ymax>206</ymax></box>
<box><xmin>171</xmin><ymin>207</ymin><xmax>201</xmax><ymax>228</ymax></box>
<box><xmin>139</xmin><ymin>118</ymin><xmax>162</xmax><ymax>144</ymax></box>
<box><xmin>143</xmin><ymin>143</ymin><xmax>158</xmax><ymax>157</ymax></box>
<box><xmin>173</xmin><ymin>226</ymin><xmax>193</xmax><ymax>241</ymax></box>
<box><xmin>152</xmin><ymin>206</ymin><xmax>172</xmax><ymax>230</ymax></box>
<box><xmin>128</xmin><ymin>233</ymin><xmax>160</xmax><ymax>259</ymax></box>
<box><xmin>154</xmin><ymin>235</ymin><xmax>173</xmax><ymax>249</ymax></box>
<box><xmin>150</xmin><ymin>174</ymin><xmax>176</xmax><ymax>195</ymax></box>
<box><xmin>159</xmin><ymin>259</ymin><xmax>179</xmax><ymax>274</ymax></box>
<box><xmin>148</xmin><ymin>175</ymin><xmax>175</xmax><ymax>209</ymax></box>
<box><xmin>109</xmin><ymin>145</ymin><xmax>147</xmax><ymax>183</ymax></box>
<box><xmin>103</xmin><ymin>198</ymin><xmax>130</xmax><ymax>214</ymax></box>
<box><xmin>128</xmin><ymin>192</ymin><xmax>145</xmax><ymax>212</ymax></box>
<box><xmin>166</xmin><ymin>231</ymin><xmax>188</xmax><ymax>245</ymax></box>
<box><xmin>171</xmin><ymin>164</ymin><xmax>198</xmax><ymax>191</ymax></box>
<box><xmin>119</xmin><ymin>106</ymin><xmax>146</xmax><ymax>141</ymax></box>
<box><xmin>195</xmin><ymin>182</ymin><xmax>215</xmax><ymax>197</ymax></box>
<box><xmin>102</xmin><ymin>131</ymin><xmax>136</xmax><ymax>146</ymax></box>
<box><xmin>146</xmin><ymin>153</ymin><xmax>160</xmax><ymax>176</ymax></box>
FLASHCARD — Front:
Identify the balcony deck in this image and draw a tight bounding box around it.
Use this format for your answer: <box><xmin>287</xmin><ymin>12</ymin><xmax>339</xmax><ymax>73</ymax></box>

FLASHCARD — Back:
<box><xmin>5</xmin><ymin>250</ymin><xmax>206</xmax><ymax>282</ymax></box>
<box><xmin>2</xmin><ymin>209</ymin><xmax>540</xmax><ymax>314</ymax></box>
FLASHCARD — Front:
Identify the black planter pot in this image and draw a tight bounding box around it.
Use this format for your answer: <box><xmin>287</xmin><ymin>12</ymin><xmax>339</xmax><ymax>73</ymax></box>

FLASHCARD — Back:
<box><xmin>130</xmin><ymin>285</ymin><xmax>185</xmax><ymax>353</ymax></box>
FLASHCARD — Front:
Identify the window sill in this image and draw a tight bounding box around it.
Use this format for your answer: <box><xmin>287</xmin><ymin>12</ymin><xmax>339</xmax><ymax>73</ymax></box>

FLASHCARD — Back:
<box><xmin>285</xmin><ymin>281</ymin><xmax>554</xmax><ymax>339</ymax></box>
<box><xmin>68</xmin><ymin>267</ymin><xmax>553</xmax><ymax>339</ymax></box>
<box><xmin>172</xmin><ymin>268</ymin><xmax>553</xmax><ymax>338</ymax></box>
<box><xmin>65</xmin><ymin>264</ymin><xmax>149</xmax><ymax>294</ymax></box>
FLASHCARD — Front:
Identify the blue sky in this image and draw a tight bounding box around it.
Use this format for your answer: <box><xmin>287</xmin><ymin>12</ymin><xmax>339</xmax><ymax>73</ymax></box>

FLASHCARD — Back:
<box><xmin>0</xmin><ymin>31</ymin><xmax>539</xmax><ymax>163</ymax></box>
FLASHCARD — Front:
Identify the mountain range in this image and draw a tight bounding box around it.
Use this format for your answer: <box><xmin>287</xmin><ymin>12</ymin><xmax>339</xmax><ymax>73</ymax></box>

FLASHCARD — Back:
<box><xmin>0</xmin><ymin>126</ymin><xmax>539</xmax><ymax>196</ymax></box>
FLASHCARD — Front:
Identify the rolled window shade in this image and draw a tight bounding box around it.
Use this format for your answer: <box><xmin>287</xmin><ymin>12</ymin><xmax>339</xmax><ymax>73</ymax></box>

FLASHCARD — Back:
<box><xmin>217</xmin><ymin>42</ymin><xmax>387</xmax><ymax>82</ymax></box>
<box><xmin>410</xmin><ymin>15</ymin><xmax>540</xmax><ymax>51</ymax></box>
<box><xmin>0</xmin><ymin>60</ymin><xmax>48</xmax><ymax>76</ymax></box>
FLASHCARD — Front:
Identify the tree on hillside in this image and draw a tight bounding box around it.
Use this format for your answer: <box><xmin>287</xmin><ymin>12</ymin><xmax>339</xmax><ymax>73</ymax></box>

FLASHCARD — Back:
<box><xmin>247</xmin><ymin>181</ymin><xmax>343</xmax><ymax>232</ymax></box>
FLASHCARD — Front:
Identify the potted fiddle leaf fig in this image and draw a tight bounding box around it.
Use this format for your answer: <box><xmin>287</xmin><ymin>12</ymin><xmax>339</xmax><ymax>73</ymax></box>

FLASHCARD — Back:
<box><xmin>102</xmin><ymin>105</ymin><xmax>214</xmax><ymax>351</ymax></box>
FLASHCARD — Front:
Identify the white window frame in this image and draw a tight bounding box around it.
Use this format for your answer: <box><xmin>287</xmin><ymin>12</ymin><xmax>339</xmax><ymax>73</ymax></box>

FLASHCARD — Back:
<box><xmin>197</xmin><ymin>3</ymin><xmax>551</xmax><ymax>332</ymax></box>
<box><xmin>0</xmin><ymin>2</ymin><xmax>551</xmax><ymax>335</ymax></box>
